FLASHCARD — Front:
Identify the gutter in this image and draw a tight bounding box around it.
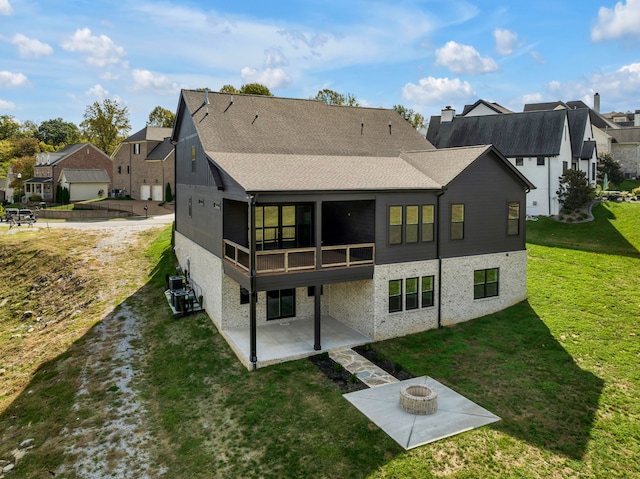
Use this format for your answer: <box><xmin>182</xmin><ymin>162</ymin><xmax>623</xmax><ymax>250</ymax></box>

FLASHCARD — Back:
<box><xmin>248</xmin><ymin>193</ymin><xmax>258</xmax><ymax>370</ymax></box>
<box><xmin>436</xmin><ymin>188</ymin><xmax>446</xmax><ymax>328</ymax></box>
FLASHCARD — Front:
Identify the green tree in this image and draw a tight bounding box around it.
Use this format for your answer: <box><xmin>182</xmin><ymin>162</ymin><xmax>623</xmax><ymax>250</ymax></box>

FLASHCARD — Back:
<box><xmin>556</xmin><ymin>169</ymin><xmax>595</xmax><ymax>212</ymax></box>
<box><xmin>219</xmin><ymin>84</ymin><xmax>239</xmax><ymax>94</ymax></box>
<box><xmin>80</xmin><ymin>99</ymin><xmax>131</xmax><ymax>155</ymax></box>
<box><xmin>393</xmin><ymin>104</ymin><xmax>426</xmax><ymax>129</ymax></box>
<box><xmin>239</xmin><ymin>83</ymin><xmax>273</xmax><ymax>96</ymax></box>
<box><xmin>0</xmin><ymin>115</ymin><xmax>22</xmax><ymax>140</ymax></box>
<box><xmin>147</xmin><ymin>106</ymin><xmax>176</xmax><ymax>128</ymax></box>
<box><xmin>313</xmin><ymin>89</ymin><xmax>359</xmax><ymax>106</ymax></box>
<box><xmin>597</xmin><ymin>153</ymin><xmax>625</xmax><ymax>187</ymax></box>
<box><xmin>36</xmin><ymin>118</ymin><xmax>81</xmax><ymax>147</ymax></box>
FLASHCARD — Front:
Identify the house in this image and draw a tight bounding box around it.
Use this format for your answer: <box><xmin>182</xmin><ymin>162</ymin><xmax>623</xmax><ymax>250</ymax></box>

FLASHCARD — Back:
<box><xmin>27</xmin><ymin>143</ymin><xmax>113</xmax><ymax>203</ymax></box>
<box><xmin>110</xmin><ymin>126</ymin><xmax>174</xmax><ymax>201</ymax></box>
<box><xmin>58</xmin><ymin>169</ymin><xmax>111</xmax><ymax>201</ymax></box>
<box><xmin>427</xmin><ymin>106</ymin><xmax>597</xmax><ymax>216</ymax></box>
<box><xmin>170</xmin><ymin>89</ymin><xmax>534</xmax><ymax>369</ymax></box>
<box><xmin>607</xmin><ymin>128</ymin><xmax>640</xmax><ymax>179</ymax></box>
<box><xmin>461</xmin><ymin>99</ymin><xmax>513</xmax><ymax>116</ymax></box>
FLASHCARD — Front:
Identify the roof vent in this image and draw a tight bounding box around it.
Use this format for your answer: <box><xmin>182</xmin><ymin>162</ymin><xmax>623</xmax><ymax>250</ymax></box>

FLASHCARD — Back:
<box><xmin>204</xmin><ymin>89</ymin><xmax>210</xmax><ymax>105</ymax></box>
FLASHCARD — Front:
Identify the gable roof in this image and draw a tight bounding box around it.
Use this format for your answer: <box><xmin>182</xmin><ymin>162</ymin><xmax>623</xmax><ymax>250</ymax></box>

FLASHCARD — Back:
<box><xmin>427</xmin><ymin>110</ymin><xmax>567</xmax><ymax>157</ymax></box>
<box><xmin>147</xmin><ymin>138</ymin><xmax>174</xmax><ymax>161</ymax></box>
<box><xmin>524</xmin><ymin>100</ymin><xmax>619</xmax><ymax>131</ymax></box>
<box><xmin>462</xmin><ymin>99</ymin><xmax>513</xmax><ymax>116</ymax></box>
<box><xmin>173</xmin><ymin>90</ymin><xmax>434</xmax><ymax>157</ymax></box>
<box><xmin>567</xmin><ymin>109</ymin><xmax>592</xmax><ymax>159</ymax></box>
<box><xmin>608</xmin><ymin>127</ymin><xmax>640</xmax><ymax>143</ymax></box>
<box><xmin>124</xmin><ymin>126</ymin><xmax>173</xmax><ymax>143</ymax></box>
<box><xmin>35</xmin><ymin>143</ymin><xmax>109</xmax><ymax>166</ymax></box>
<box><xmin>59</xmin><ymin>169</ymin><xmax>110</xmax><ymax>183</ymax></box>
<box><xmin>401</xmin><ymin>145</ymin><xmax>535</xmax><ymax>190</ymax></box>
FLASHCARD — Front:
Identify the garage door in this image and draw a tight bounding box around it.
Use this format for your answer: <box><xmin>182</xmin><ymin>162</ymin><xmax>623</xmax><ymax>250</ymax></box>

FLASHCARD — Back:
<box><xmin>151</xmin><ymin>185</ymin><xmax>163</xmax><ymax>201</ymax></box>
<box><xmin>140</xmin><ymin>184</ymin><xmax>150</xmax><ymax>200</ymax></box>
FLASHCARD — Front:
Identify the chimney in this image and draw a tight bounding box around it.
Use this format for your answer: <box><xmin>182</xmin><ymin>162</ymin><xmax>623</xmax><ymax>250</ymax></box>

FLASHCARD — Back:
<box><xmin>635</xmin><ymin>110</ymin><xmax>640</xmax><ymax>127</ymax></box>
<box><xmin>441</xmin><ymin>106</ymin><xmax>455</xmax><ymax>123</ymax></box>
<box><xmin>594</xmin><ymin>92</ymin><xmax>600</xmax><ymax>113</ymax></box>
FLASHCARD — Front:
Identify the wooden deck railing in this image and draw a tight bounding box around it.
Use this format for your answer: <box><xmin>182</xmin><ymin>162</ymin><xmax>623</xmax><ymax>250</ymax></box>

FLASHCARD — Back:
<box><xmin>223</xmin><ymin>240</ymin><xmax>375</xmax><ymax>274</ymax></box>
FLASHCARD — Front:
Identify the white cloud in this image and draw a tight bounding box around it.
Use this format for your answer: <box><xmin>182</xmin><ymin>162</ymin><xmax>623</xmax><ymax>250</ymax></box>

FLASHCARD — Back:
<box><xmin>0</xmin><ymin>70</ymin><xmax>28</xmax><ymax>87</ymax></box>
<box><xmin>62</xmin><ymin>28</ymin><xmax>126</xmax><ymax>68</ymax></box>
<box><xmin>547</xmin><ymin>80</ymin><xmax>561</xmax><ymax>92</ymax></box>
<box><xmin>101</xmin><ymin>72</ymin><xmax>120</xmax><ymax>81</ymax></box>
<box><xmin>402</xmin><ymin>76</ymin><xmax>475</xmax><ymax>106</ymax></box>
<box><xmin>0</xmin><ymin>0</ymin><xmax>12</xmax><ymax>15</ymax></box>
<box><xmin>86</xmin><ymin>84</ymin><xmax>109</xmax><ymax>99</ymax></box>
<box><xmin>131</xmin><ymin>69</ymin><xmax>181</xmax><ymax>95</ymax></box>
<box><xmin>592</xmin><ymin>0</ymin><xmax>640</xmax><ymax>41</ymax></box>
<box><xmin>530</xmin><ymin>51</ymin><xmax>546</xmax><ymax>64</ymax></box>
<box><xmin>435</xmin><ymin>41</ymin><xmax>498</xmax><ymax>75</ymax></box>
<box><xmin>264</xmin><ymin>47</ymin><xmax>288</xmax><ymax>68</ymax></box>
<box><xmin>521</xmin><ymin>92</ymin><xmax>544</xmax><ymax>104</ymax></box>
<box><xmin>493</xmin><ymin>28</ymin><xmax>517</xmax><ymax>55</ymax></box>
<box><xmin>10</xmin><ymin>33</ymin><xmax>53</xmax><ymax>58</ymax></box>
<box><xmin>240</xmin><ymin>67</ymin><xmax>292</xmax><ymax>89</ymax></box>
<box><xmin>0</xmin><ymin>99</ymin><xmax>16</xmax><ymax>109</ymax></box>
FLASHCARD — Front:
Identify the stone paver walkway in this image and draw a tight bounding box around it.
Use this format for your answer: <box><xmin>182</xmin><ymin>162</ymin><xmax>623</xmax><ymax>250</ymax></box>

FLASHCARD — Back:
<box><xmin>329</xmin><ymin>349</ymin><xmax>398</xmax><ymax>388</ymax></box>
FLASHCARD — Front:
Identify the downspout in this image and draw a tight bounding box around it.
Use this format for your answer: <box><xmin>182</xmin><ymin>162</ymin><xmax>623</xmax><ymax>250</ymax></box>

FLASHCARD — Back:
<box><xmin>548</xmin><ymin>157</ymin><xmax>552</xmax><ymax>215</ymax></box>
<box><xmin>248</xmin><ymin>193</ymin><xmax>258</xmax><ymax>370</ymax></box>
<box><xmin>436</xmin><ymin>188</ymin><xmax>446</xmax><ymax>329</ymax></box>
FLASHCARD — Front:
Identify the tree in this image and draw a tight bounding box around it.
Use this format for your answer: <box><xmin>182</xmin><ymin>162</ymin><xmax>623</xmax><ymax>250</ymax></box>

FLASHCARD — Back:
<box><xmin>0</xmin><ymin>115</ymin><xmax>22</xmax><ymax>140</ymax></box>
<box><xmin>556</xmin><ymin>169</ymin><xmax>595</xmax><ymax>212</ymax></box>
<box><xmin>80</xmin><ymin>99</ymin><xmax>131</xmax><ymax>155</ymax></box>
<box><xmin>597</xmin><ymin>153</ymin><xmax>624</xmax><ymax>187</ymax></box>
<box><xmin>313</xmin><ymin>89</ymin><xmax>359</xmax><ymax>106</ymax></box>
<box><xmin>219</xmin><ymin>84</ymin><xmax>239</xmax><ymax>94</ymax></box>
<box><xmin>239</xmin><ymin>83</ymin><xmax>273</xmax><ymax>96</ymax></box>
<box><xmin>393</xmin><ymin>105</ymin><xmax>426</xmax><ymax>129</ymax></box>
<box><xmin>147</xmin><ymin>106</ymin><xmax>176</xmax><ymax>128</ymax></box>
<box><xmin>36</xmin><ymin>118</ymin><xmax>81</xmax><ymax>147</ymax></box>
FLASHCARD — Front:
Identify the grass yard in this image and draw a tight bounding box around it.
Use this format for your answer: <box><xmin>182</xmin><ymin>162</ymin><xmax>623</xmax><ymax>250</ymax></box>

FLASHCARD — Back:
<box><xmin>1</xmin><ymin>201</ymin><xmax>638</xmax><ymax>478</ymax></box>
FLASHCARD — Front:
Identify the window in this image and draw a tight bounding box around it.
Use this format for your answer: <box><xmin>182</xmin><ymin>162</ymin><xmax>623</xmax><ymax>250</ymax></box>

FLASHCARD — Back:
<box><xmin>562</xmin><ymin>161</ymin><xmax>568</xmax><ymax>172</ymax></box>
<box><xmin>515</xmin><ymin>157</ymin><xmax>523</xmax><ymax>166</ymax></box>
<box><xmin>572</xmin><ymin>162</ymin><xmax>577</xmax><ymax>170</ymax></box>
<box><xmin>406</xmin><ymin>277</ymin><xmax>419</xmax><ymax>310</ymax></box>
<box><xmin>254</xmin><ymin>205</ymin><xmax>311</xmax><ymax>250</ymax></box>
<box><xmin>389</xmin><ymin>206</ymin><xmax>402</xmax><ymax>245</ymax></box>
<box><xmin>191</xmin><ymin>146</ymin><xmax>196</xmax><ymax>173</ymax></box>
<box><xmin>592</xmin><ymin>163</ymin><xmax>596</xmax><ymax>181</ymax></box>
<box><xmin>405</xmin><ymin>206</ymin><xmax>419</xmax><ymax>243</ymax></box>
<box><xmin>389</xmin><ymin>280</ymin><xmax>402</xmax><ymax>313</ymax></box>
<box><xmin>267</xmin><ymin>289</ymin><xmax>295</xmax><ymax>320</ymax></box>
<box><xmin>117</xmin><ymin>165</ymin><xmax>122</xmax><ymax>174</ymax></box>
<box><xmin>188</xmin><ymin>197</ymin><xmax>192</xmax><ymax>217</ymax></box>
<box><xmin>450</xmin><ymin>204</ymin><xmax>464</xmax><ymax>240</ymax></box>
<box><xmin>422</xmin><ymin>205</ymin><xmax>434</xmax><ymax>242</ymax></box>
<box><xmin>133</xmin><ymin>143</ymin><xmax>140</xmax><ymax>155</ymax></box>
<box><xmin>537</xmin><ymin>156</ymin><xmax>545</xmax><ymax>166</ymax></box>
<box><xmin>507</xmin><ymin>202</ymin><xmax>520</xmax><ymax>236</ymax></box>
<box><xmin>240</xmin><ymin>287</ymin><xmax>250</xmax><ymax>304</ymax></box>
<box><xmin>421</xmin><ymin>276</ymin><xmax>434</xmax><ymax>307</ymax></box>
<box><xmin>474</xmin><ymin>268</ymin><xmax>499</xmax><ymax>299</ymax></box>
<box><xmin>126</xmin><ymin>165</ymin><xmax>130</xmax><ymax>174</ymax></box>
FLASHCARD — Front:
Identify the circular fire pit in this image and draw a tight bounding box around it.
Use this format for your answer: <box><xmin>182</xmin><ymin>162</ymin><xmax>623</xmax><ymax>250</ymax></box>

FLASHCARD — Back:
<box><xmin>400</xmin><ymin>384</ymin><xmax>438</xmax><ymax>415</ymax></box>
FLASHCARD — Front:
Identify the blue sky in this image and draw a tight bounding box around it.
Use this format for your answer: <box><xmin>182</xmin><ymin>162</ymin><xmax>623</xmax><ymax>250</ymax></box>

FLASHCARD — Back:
<box><xmin>1</xmin><ymin>0</ymin><xmax>640</xmax><ymax>130</ymax></box>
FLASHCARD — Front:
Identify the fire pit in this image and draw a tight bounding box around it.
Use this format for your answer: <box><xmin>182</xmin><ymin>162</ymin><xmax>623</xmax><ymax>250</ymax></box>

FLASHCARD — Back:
<box><xmin>399</xmin><ymin>383</ymin><xmax>438</xmax><ymax>415</ymax></box>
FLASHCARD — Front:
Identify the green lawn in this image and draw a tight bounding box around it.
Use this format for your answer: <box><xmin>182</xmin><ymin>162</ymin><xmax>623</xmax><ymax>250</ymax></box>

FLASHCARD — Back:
<box><xmin>2</xmin><ymin>202</ymin><xmax>639</xmax><ymax>478</ymax></box>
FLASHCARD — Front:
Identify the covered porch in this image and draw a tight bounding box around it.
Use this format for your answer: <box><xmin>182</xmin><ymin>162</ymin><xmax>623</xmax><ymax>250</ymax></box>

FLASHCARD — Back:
<box><xmin>220</xmin><ymin>315</ymin><xmax>372</xmax><ymax>370</ymax></box>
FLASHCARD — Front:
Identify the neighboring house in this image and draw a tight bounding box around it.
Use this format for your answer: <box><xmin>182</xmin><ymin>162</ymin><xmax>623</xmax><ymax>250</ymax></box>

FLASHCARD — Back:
<box><xmin>607</xmin><ymin>128</ymin><xmax>640</xmax><ymax>179</ymax></box>
<box><xmin>171</xmin><ymin>90</ymin><xmax>534</xmax><ymax>369</ymax></box>
<box><xmin>427</xmin><ymin>106</ymin><xmax>596</xmax><ymax>216</ymax></box>
<box><xmin>110</xmin><ymin>126</ymin><xmax>175</xmax><ymax>201</ymax></box>
<box><xmin>461</xmin><ymin>99</ymin><xmax>513</xmax><ymax>116</ymax></box>
<box><xmin>58</xmin><ymin>169</ymin><xmax>110</xmax><ymax>201</ymax></box>
<box><xmin>27</xmin><ymin>143</ymin><xmax>113</xmax><ymax>203</ymax></box>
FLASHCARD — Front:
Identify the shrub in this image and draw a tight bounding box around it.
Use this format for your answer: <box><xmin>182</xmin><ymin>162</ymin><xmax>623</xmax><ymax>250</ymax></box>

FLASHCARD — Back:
<box><xmin>557</xmin><ymin>169</ymin><xmax>595</xmax><ymax>211</ymax></box>
<box><xmin>30</xmin><ymin>195</ymin><xmax>42</xmax><ymax>202</ymax></box>
<box><xmin>165</xmin><ymin>182</ymin><xmax>173</xmax><ymax>202</ymax></box>
<box><xmin>332</xmin><ymin>362</ymin><xmax>343</xmax><ymax>372</ymax></box>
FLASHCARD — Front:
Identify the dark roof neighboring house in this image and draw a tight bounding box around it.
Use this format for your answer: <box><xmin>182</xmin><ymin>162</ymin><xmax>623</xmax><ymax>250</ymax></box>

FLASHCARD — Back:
<box><xmin>123</xmin><ymin>126</ymin><xmax>173</xmax><ymax>143</ymax></box>
<box><xmin>427</xmin><ymin>109</ymin><xmax>570</xmax><ymax>157</ymax></box>
<box><xmin>174</xmin><ymin>90</ymin><xmax>434</xmax><ymax>158</ymax></box>
<box><xmin>462</xmin><ymin>99</ymin><xmax>513</xmax><ymax>116</ymax></box>
<box><xmin>523</xmin><ymin>100</ymin><xmax>618</xmax><ymax>131</ymax></box>
<box><xmin>146</xmin><ymin>138</ymin><xmax>174</xmax><ymax>161</ymax></box>
<box><xmin>59</xmin><ymin>169</ymin><xmax>111</xmax><ymax>183</ymax></box>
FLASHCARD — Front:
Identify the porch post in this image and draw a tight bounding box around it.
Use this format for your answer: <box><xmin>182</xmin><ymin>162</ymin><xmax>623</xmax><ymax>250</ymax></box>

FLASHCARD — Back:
<box><xmin>314</xmin><ymin>200</ymin><xmax>322</xmax><ymax>350</ymax></box>
<box><xmin>249</xmin><ymin>194</ymin><xmax>258</xmax><ymax>369</ymax></box>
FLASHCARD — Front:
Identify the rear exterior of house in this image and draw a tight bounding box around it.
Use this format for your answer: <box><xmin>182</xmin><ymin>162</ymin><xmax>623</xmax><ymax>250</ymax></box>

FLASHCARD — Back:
<box><xmin>171</xmin><ymin>90</ymin><xmax>533</xmax><ymax>369</ymax></box>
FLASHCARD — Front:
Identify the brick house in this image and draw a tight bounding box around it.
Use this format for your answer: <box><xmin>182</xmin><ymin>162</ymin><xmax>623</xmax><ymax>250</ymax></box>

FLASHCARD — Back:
<box><xmin>110</xmin><ymin>127</ymin><xmax>175</xmax><ymax>201</ymax></box>
<box><xmin>26</xmin><ymin>143</ymin><xmax>113</xmax><ymax>203</ymax></box>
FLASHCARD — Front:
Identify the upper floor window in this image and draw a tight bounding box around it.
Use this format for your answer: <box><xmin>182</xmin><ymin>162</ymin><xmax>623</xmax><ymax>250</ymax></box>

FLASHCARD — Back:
<box><xmin>405</xmin><ymin>206</ymin><xmax>419</xmax><ymax>243</ymax></box>
<box><xmin>474</xmin><ymin>268</ymin><xmax>499</xmax><ymax>299</ymax></box>
<box><xmin>422</xmin><ymin>205</ymin><xmax>434</xmax><ymax>242</ymax></box>
<box><xmin>133</xmin><ymin>143</ymin><xmax>140</xmax><ymax>155</ymax></box>
<box><xmin>515</xmin><ymin>157</ymin><xmax>523</xmax><ymax>166</ymax></box>
<box><xmin>126</xmin><ymin>165</ymin><xmax>130</xmax><ymax>174</ymax></box>
<box><xmin>507</xmin><ymin>202</ymin><xmax>520</xmax><ymax>236</ymax></box>
<box><xmin>537</xmin><ymin>156</ymin><xmax>545</xmax><ymax>166</ymax></box>
<box><xmin>562</xmin><ymin>161</ymin><xmax>568</xmax><ymax>172</ymax></box>
<box><xmin>117</xmin><ymin>165</ymin><xmax>122</xmax><ymax>174</ymax></box>
<box><xmin>191</xmin><ymin>146</ymin><xmax>197</xmax><ymax>173</ymax></box>
<box><xmin>450</xmin><ymin>204</ymin><xmax>464</xmax><ymax>240</ymax></box>
<box><xmin>389</xmin><ymin>206</ymin><xmax>403</xmax><ymax>245</ymax></box>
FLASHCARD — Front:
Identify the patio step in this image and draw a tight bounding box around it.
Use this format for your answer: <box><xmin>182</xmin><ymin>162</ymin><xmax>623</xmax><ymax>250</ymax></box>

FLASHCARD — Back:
<box><xmin>329</xmin><ymin>349</ymin><xmax>399</xmax><ymax>388</ymax></box>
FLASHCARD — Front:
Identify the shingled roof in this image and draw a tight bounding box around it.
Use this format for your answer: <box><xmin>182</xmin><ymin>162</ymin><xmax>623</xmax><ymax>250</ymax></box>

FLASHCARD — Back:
<box><xmin>174</xmin><ymin>90</ymin><xmax>434</xmax><ymax>157</ymax></box>
<box><xmin>146</xmin><ymin>138</ymin><xmax>173</xmax><ymax>161</ymax></box>
<box><xmin>124</xmin><ymin>126</ymin><xmax>173</xmax><ymax>143</ymax></box>
<box><xmin>59</xmin><ymin>169</ymin><xmax>110</xmax><ymax>183</ymax></box>
<box><xmin>608</xmin><ymin>127</ymin><xmax>640</xmax><ymax>143</ymax></box>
